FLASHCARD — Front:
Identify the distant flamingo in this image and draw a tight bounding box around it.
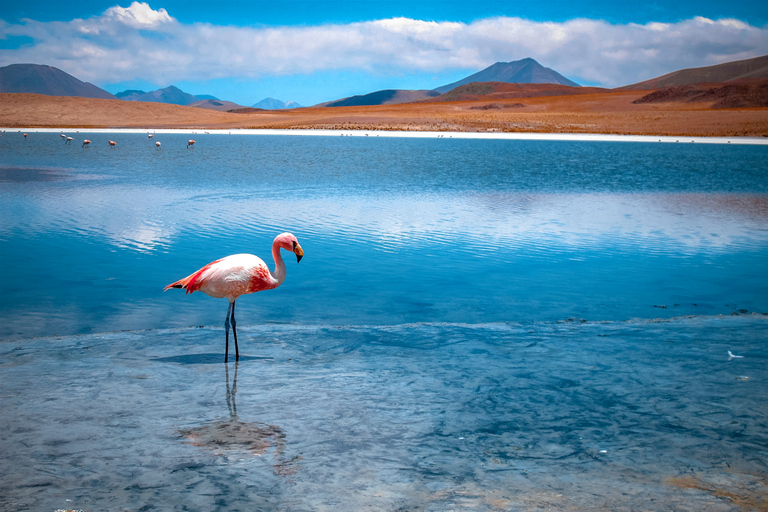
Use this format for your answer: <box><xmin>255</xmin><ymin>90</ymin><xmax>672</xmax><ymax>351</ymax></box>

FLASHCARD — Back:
<box><xmin>82</xmin><ymin>139</ymin><xmax>91</xmax><ymax>148</ymax></box>
<box><xmin>23</xmin><ymin>133</ymin><xmax>27</xmax><ymax>139</ymax></box>
<box><xmin>187</xmin><ymin>139</ymin><xmax>195</xmax><ymax>148</ymax></box>
<box><xmin>66</xmin><ymin>137</ymin><xmax>73</xmax><ymax>144</ymax></box>
<box><xmin>156</xmin><ymin>141</ymin><xmax>161</xmax><ymax>149</ymax></box>
<box><xmin>164</xmin><ymin>233</ymin><xmax>304</xmax><ymax>362</ymax></box>
<box><xmin>60</xmin><ymin>134</ymin><xmax>66</xmax><ymax>140</ymax></box>
<box><xmin>148</xmin><ymin>133</ymin><xmax>154</xmax><ymax>138</ymax></box>
<box><xmin>109</xmin><ymin>140</ymin><xmax>117</xmax><ymax>148</ymax></box>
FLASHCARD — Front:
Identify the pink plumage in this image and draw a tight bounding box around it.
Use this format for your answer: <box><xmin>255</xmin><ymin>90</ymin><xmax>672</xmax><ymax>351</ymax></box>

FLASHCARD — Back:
<box><xmin>165</xmin><ymin>233</ymin><xmax>304</xmax><ymax>362</ymax></box>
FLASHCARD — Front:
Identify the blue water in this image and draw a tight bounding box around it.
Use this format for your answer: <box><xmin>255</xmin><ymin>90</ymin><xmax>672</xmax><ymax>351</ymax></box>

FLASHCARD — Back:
<box><xmin>2</xmin><ymin>133</ymin><xmax>767</xmax><ymax>337</ymax></box>
<box><xmin>1</xmin><ymin>131</ymin><xmax>767</xmax><ymax>510</ymax></box>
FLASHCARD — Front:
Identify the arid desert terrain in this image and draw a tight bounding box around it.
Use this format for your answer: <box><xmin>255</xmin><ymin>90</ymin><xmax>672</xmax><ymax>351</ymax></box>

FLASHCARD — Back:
<box><xmin>1</xmin><ymin>89</ymin><xmax>767</xmax><ymax>137</ymax></box>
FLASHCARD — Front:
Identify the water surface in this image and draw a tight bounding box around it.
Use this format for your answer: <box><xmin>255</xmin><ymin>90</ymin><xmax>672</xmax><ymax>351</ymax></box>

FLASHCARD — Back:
<box><xmin>1</xmin><ymin>132</ymin><xmax>767</xmax><ymax>511</ymax></box>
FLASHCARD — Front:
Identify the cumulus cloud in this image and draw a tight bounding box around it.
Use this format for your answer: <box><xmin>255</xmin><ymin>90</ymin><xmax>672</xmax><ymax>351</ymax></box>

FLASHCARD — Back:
<box><xmin>0</xmin><ymin>2</ymin><xmax>766</xmax><ymax>87</ymax></box>
<box><xmin>103</xmin><ymin>1</ymin><xmax>174</xmax><ymax>28</ymax></box>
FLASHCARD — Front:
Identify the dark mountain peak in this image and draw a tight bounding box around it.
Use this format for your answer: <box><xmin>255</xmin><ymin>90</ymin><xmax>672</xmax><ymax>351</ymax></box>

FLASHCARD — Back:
<box><xmin>434</xmin><ymin>58</ymin><xmax>579</xmax><ymax>94</ymax></box>
<box><xmin>322</xmin><ymin>89</ymin><xmax>441</xmax><ymax>107</ymax></box>
<box><xmin>115</xmin><ymin>89</ymin><xmax>146</xmax><ymax>98</ymax></box>
<box><xmin>0</xmin><ymin>63</ymin><xmax>117</xmax><ymax>99</ymax></box>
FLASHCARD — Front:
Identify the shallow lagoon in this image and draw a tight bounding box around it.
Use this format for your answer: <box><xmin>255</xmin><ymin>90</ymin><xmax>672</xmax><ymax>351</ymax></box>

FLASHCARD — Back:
<box><xmin>1</xmin><ymin>132</ymin><xmax>767</xmax><ymax>510</ymax></box>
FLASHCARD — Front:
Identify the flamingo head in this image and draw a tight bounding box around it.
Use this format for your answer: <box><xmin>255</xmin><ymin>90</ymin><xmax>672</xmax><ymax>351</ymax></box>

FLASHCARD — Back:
<box><xmin>275</xmin><ymin>232</ymin><xmax>304</xmax><ymax>263</ymax></box>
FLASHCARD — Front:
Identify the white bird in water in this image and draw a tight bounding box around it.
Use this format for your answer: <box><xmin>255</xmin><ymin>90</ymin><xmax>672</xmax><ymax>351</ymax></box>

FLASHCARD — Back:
<box><xmin>156</xmin><ymin>141</ymin><xmax>161</xmax><ymax>148</ymax></box>
<box><xmin>187</xmin><ymin>139</ymin><xmax>195</xmax><ymax>148</ymax></box>
<box><xmin>148</xmin><ymin>133</ymin><xmax>154</xmax><ymax>138</ymax></box>
<box><xmin>82</xmin><ymin>139</ymin><xmax>91</xmax><ymax>148</ymax></box>
<box><xmin>728</xmin><ymin>351</ymin><xmax>744</xmax><ymax>360</ymax></box>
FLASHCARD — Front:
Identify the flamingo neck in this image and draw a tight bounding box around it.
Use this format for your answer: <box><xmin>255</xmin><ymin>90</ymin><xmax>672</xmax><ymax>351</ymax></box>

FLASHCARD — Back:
<box><xmin>271</xmin><ymin>242</ymin><xmax>287</xmax><ymax>285</ymax></box>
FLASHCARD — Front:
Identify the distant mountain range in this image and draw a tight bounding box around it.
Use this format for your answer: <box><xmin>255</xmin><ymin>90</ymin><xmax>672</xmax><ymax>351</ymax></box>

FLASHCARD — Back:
<box><xmin>252</xmin><ymin>97</ymin><xmax>303</xmax><ymax>109</ymax></box>
<box><xmin>115</xmin><ymin>85</ymin><xmax>205</xmax><ymax>105</ymax></box>
<box><xmin>433</xmin><ymin>58</ymin><xmax>579</xmax><ymax>94</ymax></box>
<box><xmin>3</xmin><ymin>56</ymin><xmax>767</xmax><ymax>110</ymax></box>
<box><xmin>0</xmin><ymin>63</ymin><xmax>117</xmax><ymax>99</ymax></box>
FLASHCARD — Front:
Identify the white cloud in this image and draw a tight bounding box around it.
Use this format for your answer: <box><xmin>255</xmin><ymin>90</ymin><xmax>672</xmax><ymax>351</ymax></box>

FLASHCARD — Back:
<box><xmin>104</xmin><ymin>1</ymin><xmax>175</xmax><ymax>28</ymax></box>
<box><xmin>0</xmin><ymin>3</ymin><xmax>766</xmax><ymax>88</ymax></box>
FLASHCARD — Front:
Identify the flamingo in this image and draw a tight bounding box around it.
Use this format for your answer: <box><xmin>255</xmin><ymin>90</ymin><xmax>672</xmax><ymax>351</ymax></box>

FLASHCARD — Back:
<box><xmin>60</xmin><ymin>134</ymin><xmax>67</xmax><ymax>140</ymax></box>
<box><xmin>148</xmin><ymin>133</ymin><xmax>154</xmax><ymax>139</ymax></box>
<box><xmin>187</xmin><ymin>139</ymin><xmax>195</xmax><ymax>148</ymax></box>
<box><xmin>23</xmin><ymin>133</ymin><xmax>27</xmax><ymax>139</ymax></box>
<box><xmin>82</xmin><ymin>139</ymin><xmax>91</xmax><ymax>148</ymax></box>
<box><xmin>109</xmin><ymin>140</ymin><xmax>117</xmax><ymax>148</ymax></box>
<box><xmin>156</xmin><ymin>141</ymin><xmax>161</xmax><ymax>149</ymax></box>
<box><xmin>66</xmin><ymin>136</ymin><xmax>73</xmax><ymax>144</ymax></box>
<box><xmin>164</xmin><ymin>233</ymin><xmax>304</xmax><ymax>362</ymax></box>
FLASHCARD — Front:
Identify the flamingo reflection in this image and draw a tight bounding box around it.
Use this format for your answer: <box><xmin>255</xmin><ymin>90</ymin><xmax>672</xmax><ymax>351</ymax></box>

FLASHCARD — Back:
<box><xmin>177</xmin><ymin>363</ymin><xmax>299</xmax><ymax>474</ymax></box>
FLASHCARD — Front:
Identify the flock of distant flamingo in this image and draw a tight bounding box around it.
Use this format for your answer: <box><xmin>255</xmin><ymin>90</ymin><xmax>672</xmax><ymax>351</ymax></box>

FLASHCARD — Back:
<box><xmin>17</xmin><ymin>130</ymin><xmax>301</xmax><ymax>363</ymax></box>
<box><xmin>20</xmin><ymin>132</ymin><xmax>196</xmax><ymax>149</ymax></box>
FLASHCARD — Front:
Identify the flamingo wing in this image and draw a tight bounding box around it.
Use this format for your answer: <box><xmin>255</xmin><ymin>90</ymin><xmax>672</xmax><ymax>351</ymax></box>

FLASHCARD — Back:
<box><xmin>164</xmin><ymin>254</ymin><xmax>277</xmax><ymax>300</ymax></box>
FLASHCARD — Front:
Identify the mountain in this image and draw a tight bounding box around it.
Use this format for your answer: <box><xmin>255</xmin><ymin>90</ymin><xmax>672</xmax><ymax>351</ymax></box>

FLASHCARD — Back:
<box><xmin>187</xmin><ymin>99</ymin><xmax>245</xmax><ymax>111</ymax></box>
<box><xmin>616</xmin><ymin>55</ymin><xmax>768</xmax><ymax>91</ymax></box>
<box><xmin>117</xmin><ymin>85</ymin><xmax>199</xmax><ymax>105</ymax></box>
<box><xmin>423</xmin><ymin>82</ymin><xmax>609</xmax><ymax>103</ymax></box>
<box><xmin>433</xmin><ymin>58</ymin><xmax>579</xmax><ymax>94</ymax></box>
<box><xmin>0</xmin><ymin>63</ymin><xmax>117</xmax><ymax>99</ymax></box>
<box><xmin>115</xmin><ymin>89</ymin><xmax>146</xmax><ymax>101</ymax></box>
<box><xmin>322</xmin><ymin>89</ymin><xmax>441</xmax><ymax>107</ymax></box>
<box><xmin>631</xmin><ymin>78</ymin><xmax>768</xmax><ymax>109</ymax></box>
<box><xmin>252</xmin><ymin>97</ymin><xmax>303</xmax><ymax>109</ymax></box>
<box><xmin>620</xmin><ymin>55</ymin><xmax>768</xmax><ymax>90</ymax></box>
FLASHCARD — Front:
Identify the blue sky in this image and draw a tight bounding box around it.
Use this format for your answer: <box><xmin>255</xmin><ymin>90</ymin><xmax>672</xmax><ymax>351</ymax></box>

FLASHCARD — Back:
<box><xmin>1</xmin><ymin>1</ymin><xmax>767</xmax><ymax>106</ymax></box>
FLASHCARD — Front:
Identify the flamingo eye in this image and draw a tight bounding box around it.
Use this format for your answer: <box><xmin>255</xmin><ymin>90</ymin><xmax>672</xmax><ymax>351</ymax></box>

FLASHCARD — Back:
<box><xmin>292</xmin><ymin>240</ymin><xmax>297</xmax><ymax>249</ymax></box>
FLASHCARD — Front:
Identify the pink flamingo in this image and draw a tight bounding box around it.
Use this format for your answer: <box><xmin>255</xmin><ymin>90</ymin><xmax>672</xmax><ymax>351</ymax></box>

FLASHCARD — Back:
<box><xmin>23</xmin><ymin>133</ymin><xmax>27</xmax><ymax>139</ymax></box>
<box><xmin>187</xmin><ymin>139</ymin><xmax>195</xmax><ymax>148</ymax></box>
<box><xmin>148</xmin><ymin>133</ymin><xmax>154</xmax><ymax>139</ymax></box>
<box><xmin>164</xmin><ymin>233</ymin><xmax>304</xmax><ymax>362</ymax></box>
<box><xmin>109</xmin><ymin>140</ymin><xmax>117</xmax><ymax>148</ymax></box>
<box><xmin>156</xmin><ymin>141</ymin><xmax>161</xmax><ymax>149</ymax></box>
<box><xmin>82</xmin><ymin>139</ymin><xmax>91</xmax><ymax>148</ymax></box>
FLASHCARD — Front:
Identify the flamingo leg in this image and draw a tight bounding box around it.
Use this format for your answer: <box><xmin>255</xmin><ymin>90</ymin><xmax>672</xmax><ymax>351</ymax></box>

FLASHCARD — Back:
<box><xmin>231</xmin><ymin>300</ymin><xmax>239</xmax><ymax>361</ymax></box>
<box><xmin>224</xmin><ymin>301</ymin><xmax>233</xmax><ymax>363</ymax></box>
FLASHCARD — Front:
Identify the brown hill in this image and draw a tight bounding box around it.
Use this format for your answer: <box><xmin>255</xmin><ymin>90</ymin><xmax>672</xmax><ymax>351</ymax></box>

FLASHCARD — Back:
<box><xmin>423</xmin><ymin>82</ymin><xmax>609</xmax><ymax>103</ymax></box>
<box><xmin>620</xmin><ymin>55</ymin><xmax>768</xmax><ymax>90</ymax></box>
<box><xmin>633</xmin><ymin>78</ymin><xmax>768</xmax><ymax>108</ymax></box>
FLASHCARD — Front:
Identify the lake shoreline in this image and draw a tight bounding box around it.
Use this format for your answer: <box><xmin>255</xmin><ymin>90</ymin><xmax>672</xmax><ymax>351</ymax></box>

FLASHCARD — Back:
<box><xmin>6</xmin><ymin>126</ymin><xmax>768</xmax><ymax>145</ymax></box>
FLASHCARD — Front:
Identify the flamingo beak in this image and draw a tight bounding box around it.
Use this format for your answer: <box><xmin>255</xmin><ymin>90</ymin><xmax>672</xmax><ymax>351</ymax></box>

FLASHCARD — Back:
<box><xmin>294</xmin><ymin>244</ymin><xmax>304</xmax><ymax>263</ymax></box>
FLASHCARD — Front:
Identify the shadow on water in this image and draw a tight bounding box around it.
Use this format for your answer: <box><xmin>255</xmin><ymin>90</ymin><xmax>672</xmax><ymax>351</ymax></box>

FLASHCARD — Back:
<box><xmin>152</xmin><ymin>353</ymin><xmax>272</xmax><ymax>364</ymax></box>
<box><xmin>175</xmin><ymin>363</ymin><xmax>301</xmax><ymax>474</ymax></box>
